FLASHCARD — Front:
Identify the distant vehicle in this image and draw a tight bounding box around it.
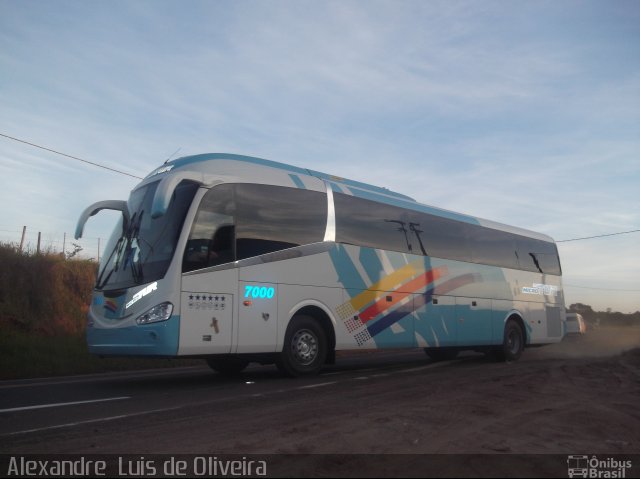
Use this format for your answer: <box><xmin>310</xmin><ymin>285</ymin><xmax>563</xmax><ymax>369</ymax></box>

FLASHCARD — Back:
<box><xmin>75</xmin><ymin>153</ymin><xmax>566</xmax><ymax>376</ymax></box>
<box><xmin>565</xmin><ymin>313</ymin><xmax>586</xmax><ymax>335</ymax></box>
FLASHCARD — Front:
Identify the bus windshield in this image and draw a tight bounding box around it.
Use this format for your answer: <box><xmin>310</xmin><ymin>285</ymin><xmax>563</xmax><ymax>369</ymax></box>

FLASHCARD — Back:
<box><xmin>96</xmin><ymin>180</ymin><xmax>199</xmax><ymax>291</ymax></box>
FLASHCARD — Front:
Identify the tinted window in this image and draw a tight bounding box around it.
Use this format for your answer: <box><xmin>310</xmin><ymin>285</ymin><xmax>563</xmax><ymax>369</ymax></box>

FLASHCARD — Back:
<box><xmin>516</xmin><ymin>237</ymin><xmax>561</xmax><ymax>275</ymax></box>
<box><xmin>470</xmin><ymin>226</ymin><xmax>519</xmax><ymax>269</ymax></box>
<box><xmin>99</xmin><ymin>180</ymin><xmax>199</xmax><ymax>289</ymax></box>
<box><xmin>183</xmin><ymin>184</ymin><xmax>235</xmax><ymax>272</ymax></box>
<box><xmin>334</xmin><ymin>194</ymin><xmax>414</xmax><ymax>254</ymax></box>
<box><xmin>235</xmin><ymin>184</ymin><xmax>327</xmax><ymax>260</ymax></box>
<box><xmin>334</xmin><ymin>193</ymin><xmax>560</xmax><ymax>274</ymax></box>
<box><xmin>335</xmin><ymin>194</ymin><xmax>472</xmax><ymax>260</ymax></box>
<box><xmin>414</xmin><ymin>212</ymin><xmax>472</xmax><ymax>263</ymax></box>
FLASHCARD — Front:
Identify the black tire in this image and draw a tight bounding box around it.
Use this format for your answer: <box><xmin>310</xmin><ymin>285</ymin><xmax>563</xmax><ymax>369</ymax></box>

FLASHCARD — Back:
<box><xmin>206</xmin><ymin>356</ymin><xmax>249</xmax><ymax>376</ymax></box>
<box><xmin>424</xmin><ymin>348</ymin><xmax>459</xmax><ymax>362</ymax></box>
<box><xmin>276</xmin><ymin>315</ymin><xmax>327</xmax><ymax>377</ymax></box>
<box><xmin>495</xmin><ymin>319</ymin><xmax>525</xmax><ymax>362</ymax></box>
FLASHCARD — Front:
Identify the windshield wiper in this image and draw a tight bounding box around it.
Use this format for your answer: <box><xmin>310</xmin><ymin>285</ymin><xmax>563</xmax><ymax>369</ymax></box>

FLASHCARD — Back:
<box><xmin>95</xmin><ymin>236</ymin><xmax>125</xmax><ymax>290</ymax></box>
<box><xmin>96</xmin><ymin>211</ymin><xmax>139</xmax><ymax>290</ymax></box>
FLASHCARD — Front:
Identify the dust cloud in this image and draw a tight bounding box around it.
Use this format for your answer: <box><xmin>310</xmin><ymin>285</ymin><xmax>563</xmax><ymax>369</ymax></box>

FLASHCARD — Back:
<box><xmin>527</xmin><ymin>326</ymin><xmax>640</xmax><ymax>360</ymax></box>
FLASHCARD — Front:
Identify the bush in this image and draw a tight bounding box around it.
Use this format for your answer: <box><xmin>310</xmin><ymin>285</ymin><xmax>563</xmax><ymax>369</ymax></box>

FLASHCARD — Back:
<box><xmin>0</xmin><ymin>244</ymin><xmax>203</xmax><ymax>378</ymax></box>
<box><xmin>0</xmin><ymin>243</ymin><xmax>97</xmax><ymax>336</ymax></box>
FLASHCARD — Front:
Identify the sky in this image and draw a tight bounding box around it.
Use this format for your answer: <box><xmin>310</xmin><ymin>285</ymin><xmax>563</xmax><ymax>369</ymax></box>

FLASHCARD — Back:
<box><xmin>0</xmin><ymin>0</ymin><xmax>638</xmax><ymax>313</ymax></box>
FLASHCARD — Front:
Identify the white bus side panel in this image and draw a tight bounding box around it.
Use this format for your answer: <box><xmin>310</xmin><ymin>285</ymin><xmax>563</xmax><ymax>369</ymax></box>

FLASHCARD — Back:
<box><xmin>179</xmin><ymin>268</ymin><xmax>238</xmax><ymax>355</ymax></box>
<box><xmin>238</xmin><ymin>253</ymin><xmax>346</xmax><ymax>352</ymax></box>
<box><xmin>236</xmin><ymin>281</ymin><xmax>278</xmax><ymax>353</ymax></box>
<box><xmin>276</xmin><ymin>284</ymin><xmax>343</xmax><ymax>351</ymax></box>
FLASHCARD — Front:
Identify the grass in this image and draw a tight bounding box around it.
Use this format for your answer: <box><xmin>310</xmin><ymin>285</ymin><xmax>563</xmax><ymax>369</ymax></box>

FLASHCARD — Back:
<box><xmin>0</xmin><ymin>243</ymin><xmax>203</xmax><ymax>379</ymax></box>
<box><xmin>0</xmin><ymin>328</ymin><xmax>204</xmax><ymax>380</ymax></box>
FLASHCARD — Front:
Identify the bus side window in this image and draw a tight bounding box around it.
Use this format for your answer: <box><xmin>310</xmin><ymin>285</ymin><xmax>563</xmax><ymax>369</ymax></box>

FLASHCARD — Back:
<box><xmin>210</xmin><ymin>224</ymin><xmax>235</xmax><ymax>265</ymax></box>
<box><xmin>183</xmin><ymin>185</ymin><xmax>236</xmax><ymax>273</ymax></box>
<box><xmin>516</xmin><ymin>237</ymin><xmax>561</xmax><ymax>275</ymax></box>
<box><xmin>235</xmin><ymin>184</ymin><xmax>327</xmax><ymax>260</ymax></box>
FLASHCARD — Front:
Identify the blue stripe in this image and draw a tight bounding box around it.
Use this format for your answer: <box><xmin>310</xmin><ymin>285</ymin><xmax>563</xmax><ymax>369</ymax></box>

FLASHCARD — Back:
<box><xmin>288</xmin><ymin>174</ymin><xmax>306</xmax><ymax>189</ymax></box>
<box><xmin>329</xmin><ymin>182</ymin><xmax>344</xmax><ymax>193</ymax></box>
<box><xmin>167</xmin><ymin>153</ymin><xmax>311</xmax><ymax>176</ymax></box>
<box><xmin>367</xmin><ymin>288</ymin><xmax>435</xmax><ymax>337</ymax></box>
<box><xmin>87</xmin><ymin>315</ymin><xmax>180</xmax><ymax>356</ymax></box>
<box><xmin>386</xmin><ymin>250</ymin><xmax>410</xmax><ymax>270</ymax></box>
<box><xmin>328</xmin><ymin>244</ymin><xmax>367</xmax><ymax>292</ymax></box>
<box><xmin>359</xmin><ymin>248</ymin><xmax>385</xmax><ymax>284</ymax></box>
<box><xmin>307</xmin><ymin>168</ymin><xmax>415</xmax><ymax>201</ymax></box>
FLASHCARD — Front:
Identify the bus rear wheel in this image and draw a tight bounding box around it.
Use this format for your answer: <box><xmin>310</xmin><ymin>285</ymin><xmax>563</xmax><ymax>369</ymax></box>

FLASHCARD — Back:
<box><xmin>207</xmin><ymin>356</ymin><xmax>249</xmax><ymax>376</ymax></box>
<box><xmin>496</xmin><ymin>319</ymin><xmax>524</xmax><ymax>362</ymax></box>
<box><xmin>277</xmin><ymin>315</ymin><xmax>327</xmax><ymax>377</ymax></box>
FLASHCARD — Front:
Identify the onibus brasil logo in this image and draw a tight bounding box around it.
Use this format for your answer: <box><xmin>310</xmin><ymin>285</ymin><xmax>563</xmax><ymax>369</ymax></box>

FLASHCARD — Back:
<box><xmin>567</xmin><ymin>455</ymin><xmax>632</xmax><ymax>478</ymax></box>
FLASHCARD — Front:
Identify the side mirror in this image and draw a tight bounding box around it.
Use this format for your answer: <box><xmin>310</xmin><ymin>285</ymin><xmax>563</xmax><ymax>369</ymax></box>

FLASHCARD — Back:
<box><xmin>75</xmin><ymin>200</ymin><xmax>130</xmax><ymax>239</ymax></box>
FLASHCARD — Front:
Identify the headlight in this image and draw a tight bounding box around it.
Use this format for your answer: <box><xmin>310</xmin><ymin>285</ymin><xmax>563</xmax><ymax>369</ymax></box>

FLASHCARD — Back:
<box><xmin>136</xmin><ymin>302</ymin><xmax>173</xmax><ymax>325</ymax></box>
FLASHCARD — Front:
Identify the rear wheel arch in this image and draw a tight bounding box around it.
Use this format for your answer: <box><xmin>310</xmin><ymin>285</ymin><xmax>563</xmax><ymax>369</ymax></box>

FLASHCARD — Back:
<box><xmin>276</xmin><ymin>304</ymin><xmax>337</xmax><ymax>377</ymax></box>
<box><xmin>292</xmin><ymin>305</ymin><xmax>336</xmax><ymax>357</ymax></box>
<box><xmin>496</xmin><ymin>314</ymin><xmax>526</xmax><ymax>362</ymax></box>
<box><xmin>505</xmin><ymin>312</ymin><xmax>527</xmax><ymax>346</ymax></box>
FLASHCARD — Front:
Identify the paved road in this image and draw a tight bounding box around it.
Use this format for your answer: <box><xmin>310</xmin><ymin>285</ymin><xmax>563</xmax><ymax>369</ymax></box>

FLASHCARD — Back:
<box><xmin>0</xmin><ymin>349</ymin><xmax>448</xmax><ymax>450</ymax></box>
<box><xmin>1</xmin><ymin>332</ymin><xmax>639</xmax><ymax>477</ymax></box>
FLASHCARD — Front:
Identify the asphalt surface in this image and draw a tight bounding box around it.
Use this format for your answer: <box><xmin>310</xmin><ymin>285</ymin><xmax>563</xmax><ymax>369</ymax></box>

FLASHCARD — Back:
<box><xmin>0</xmin><ymin>349</ymin><xmax>446</xmax><ymax>446</ymax></box>
<box><xmin>1</xmin><ymin>333</ymin><xmax>639</xmax><ymax>477</ymax></box>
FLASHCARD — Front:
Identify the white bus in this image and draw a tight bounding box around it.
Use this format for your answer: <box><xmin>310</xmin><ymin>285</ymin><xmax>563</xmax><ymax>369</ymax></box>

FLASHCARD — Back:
<box><xmin>76</xmin><ymin>153</ymin><xmax>565</xmax><ymax>376</ymax></box>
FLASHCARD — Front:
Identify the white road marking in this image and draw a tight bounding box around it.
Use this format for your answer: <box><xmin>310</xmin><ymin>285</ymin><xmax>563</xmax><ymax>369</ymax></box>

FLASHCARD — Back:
<box><xmin>4</xmin><ymin>406</ymin><xmax>181</xmax><ymax>436</ymax></box>
<box><xmin>0</xmin><ymin>396</ymin><xmax>130</xmax><ymax>413</ymax></box>
<box><xmin>297</xmin><ymin>381</ymin><xmax>337</xmax><ymax>390</ymax></box>
<box><xmin>396</xmin><ymin>362</ymin><xmax>453</xmax><ymax>373</ymax></box>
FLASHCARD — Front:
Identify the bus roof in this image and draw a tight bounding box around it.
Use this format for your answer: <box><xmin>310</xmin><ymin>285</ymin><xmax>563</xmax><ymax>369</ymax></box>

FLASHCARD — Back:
<box><xmin>142</xmin><ymin>153</ymin><xmax>555</xmax><ymax>243</ymax></box>
<box><xmin>155</xmin><ymin>153</ymin><xmax>416</xmax><ymax>201</ymax></box>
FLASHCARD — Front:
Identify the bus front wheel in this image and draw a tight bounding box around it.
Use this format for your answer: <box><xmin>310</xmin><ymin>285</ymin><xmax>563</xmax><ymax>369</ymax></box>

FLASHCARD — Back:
<box><xmin>277</xmin><ymin>315</ymin><xmax>327</xmax><ymax>377</ymax></box>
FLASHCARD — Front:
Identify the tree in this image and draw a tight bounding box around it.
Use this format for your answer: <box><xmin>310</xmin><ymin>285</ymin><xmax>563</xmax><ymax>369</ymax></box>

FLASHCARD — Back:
<box><xmin>66</xmin><ymin>243</ymin><xmax>83</xmax><ymax>259</ymax></box>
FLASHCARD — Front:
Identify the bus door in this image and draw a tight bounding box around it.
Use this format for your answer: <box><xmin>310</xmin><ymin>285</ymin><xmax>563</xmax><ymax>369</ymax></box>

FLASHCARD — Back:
<box><xmin>178</xmin><ymin>268</ymin><xmax>237</xmax><ymax>355</ymax></box>
<box><xmin>455</xmin><ymin>297</ymin><xmax>493</xmax><ymax>346</ymax></box>
<box><xmin>236</xmin><ymin>281</ymin><xmax>278</xmax><ymax>353</ymax></box>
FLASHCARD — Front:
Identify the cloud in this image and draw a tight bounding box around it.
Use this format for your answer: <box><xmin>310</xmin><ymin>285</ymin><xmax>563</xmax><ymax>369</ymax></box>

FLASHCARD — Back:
<box><xmin>0</xmin><ymin>0</ymin><xmax>638</xmax><ymax>311</ymax></box>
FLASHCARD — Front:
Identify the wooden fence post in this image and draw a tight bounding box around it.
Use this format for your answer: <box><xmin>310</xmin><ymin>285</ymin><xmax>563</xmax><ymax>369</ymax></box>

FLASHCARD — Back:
<box><xmin>19</xmin><ymin>226</ymin><xmax>26</xmax><ymax>251</ymax></box>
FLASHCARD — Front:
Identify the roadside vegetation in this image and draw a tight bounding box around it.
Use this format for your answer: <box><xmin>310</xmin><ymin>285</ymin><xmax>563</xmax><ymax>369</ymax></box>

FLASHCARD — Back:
<box><xmin>0</xmin><ymin>243</ymin><xmax>201</xmax><ymax>379</ymax></box>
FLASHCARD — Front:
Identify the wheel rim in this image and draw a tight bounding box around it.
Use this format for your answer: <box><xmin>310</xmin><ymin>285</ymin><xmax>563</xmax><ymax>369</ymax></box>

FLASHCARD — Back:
<box><xmin>290</xmin><ymin>329</ymin><xmax>318</xmax><ymax>366</ymax></box>
<box><xmin>506</xmin><ymin>327</ymin><xmax>522</xmax><ymax>355</ymax></box>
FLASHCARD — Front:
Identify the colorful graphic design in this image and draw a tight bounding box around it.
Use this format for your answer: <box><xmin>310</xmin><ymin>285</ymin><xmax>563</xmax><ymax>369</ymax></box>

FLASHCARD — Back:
<box><xmin>103</xmin><ymin>294</ymin><xmax>126</xmax><ymax>319</ymax></box>
<box><xmin>104</xmin><ymin>299</ymin><xmax>118</xmax><ymax>314</ymax></box>
<box><xmin>329</xmin><ymin>245</ymin><xmax>481</xmax><ymax>346</ymax></box>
